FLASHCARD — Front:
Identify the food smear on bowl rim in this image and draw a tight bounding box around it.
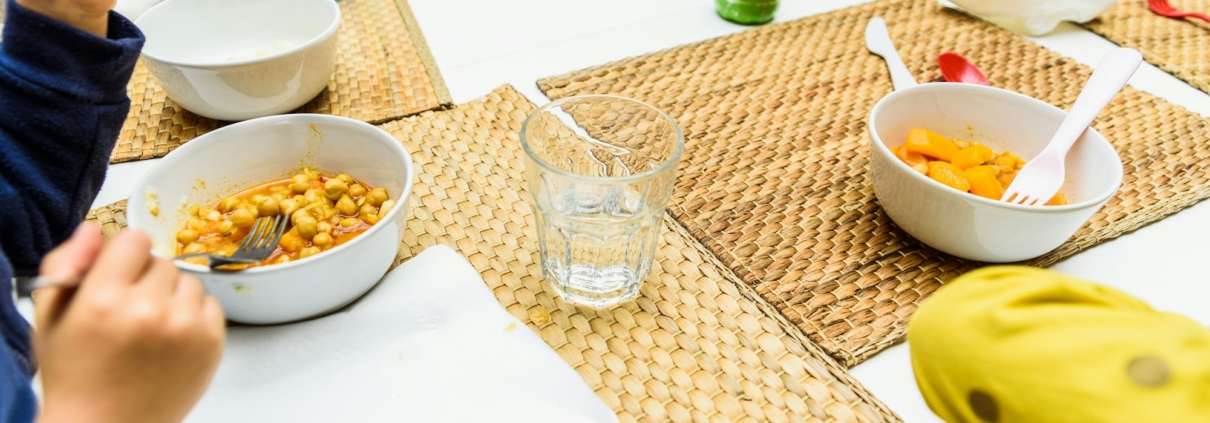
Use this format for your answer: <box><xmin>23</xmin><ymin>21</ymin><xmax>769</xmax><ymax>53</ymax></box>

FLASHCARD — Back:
<box><xmin>895</xmin><ymin>128</ymin><xmax>1069</xmax><ymax>206</ymax></box>
<box><xmin>176</xmin><ymin>167</ymin><xmax>396</xmax><ymax>268</ymax></box>
<box><xmin>144</xmin><ymin>187</ymin><xmax>161</xmax><ymax>217</ymax></box>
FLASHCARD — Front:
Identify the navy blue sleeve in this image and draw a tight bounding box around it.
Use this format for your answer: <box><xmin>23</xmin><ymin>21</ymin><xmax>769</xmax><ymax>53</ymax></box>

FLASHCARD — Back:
<box><xmin>0</xmin><ymin>0</ymin><xmax>144</xmax><ymax>277</ymax></box>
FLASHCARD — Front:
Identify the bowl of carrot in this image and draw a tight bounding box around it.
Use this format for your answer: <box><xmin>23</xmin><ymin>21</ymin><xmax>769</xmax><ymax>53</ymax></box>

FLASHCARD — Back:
<box><xmin>867</xmin><ymin>83</ymin><xmax>1122</xmax><ymax>262</ymax></box>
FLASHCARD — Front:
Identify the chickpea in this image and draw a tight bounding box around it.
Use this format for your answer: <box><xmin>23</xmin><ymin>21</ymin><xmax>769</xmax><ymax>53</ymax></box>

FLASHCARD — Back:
<box><xmin>362</xmin><ymin>214</ymin><xmax>379</xmax><ymax>225</ymax></box>
<box><xmin>291</xmin><ymin>209</ymin><xmax>311</xmax><ymax>226</ymax></box>
<box><xmin>378</xmin><ymin>199</ymin><xmax>396</xmax><ymax>215</ymax></box>
<box><xmin>186</xmin><ymin>219</ymin><xmax>207</xmax><ymax>232</ymax></box>
<box><xmin>293</xmin><ymin>194</ymin><xmax>305</xmax><ymax>203</ymax></box>
<box><xmin>298</xmin><ymin>246</ymin><xmax>322</xmax><ymax>259</ymax></box>
<box><xmin>359</xmin><ymin>204</ymin><xmax>378</xmax><ymax>218</ymax></box>
<box><xmin>317</xmin><ymin>222</ymin><xmax>333</xmax><ymax>235</ymax></box>
<box><xmin>324</xmin><ymin>179</ymin><xmax>349</xmax><ymax>201</ymax></box>
<box><xmin>304</xmin><ymin>188</ymin><xmax>328</xmax><ymax>206</ymax></box>
<box><xmin>296</xmin><ymin>216</ymin><xmax>319</xmax><ymax>240</ymax></box>
<box><xmin>257</xmin><ymin>197</ymin><xmax>280</xmax><ymax>216</ymax></box>
<box><xmin>279</xmin><ymin>199</ymin><xmax>300</xmax><ymax>217</ymax></box>
<box><xmin>218</xmin><ymin>197</ymin><xmax>240</xmax><ymax>212</ymax></box>
<box><xmin>348</xmin><ymin>183</ymin><xmax>368</xmax><ymax>198</ymax></box>
<box><xmin>204</xmin><ymin>209</ymin><xmax>222</xmax><ymax>222</ymax></box>
<box><xmin>304</xmin><ymin>168</ymin><xmax>321</xmax><ymax>181</ymax></box>
<box><xmin>252</xmin><ymin>194</ymin><xmax>267</xmax><ymax>204</ymax></box>
<box><xmin>176</xmin><ymin>229</ymin><xmax>200</xmax><ymax>244</ymax></box>
<box><xmin>316</xmin><ymin>202</ymin><xmax>337</xmax><ymax>220</ymax></box>
<box><xmin>183</xmin><ymin>243</ymin><xmax>207</xmax><ymax>255</ymax></box>
<box><xmin>336</xmin><ymin>195</ymin><xmax>357</xmax><ymax>216</ymax></box>
<box><xmin>278</xmin><ymin>230</ymin><xmax>305</xmax><ymax>253</ymax></box>
<box><xmin>312</xmin><ymin>232</ymin><xmax>333</xmax><ymax>249</ymax></box>
<box><xmin>366</xmin><ymin>188</ymin><xmax>389</xmax><ymax>207</ymax></box>
<box><xmin>218</xmin><ymin>220</ymin><xmax>235</xmax><ymax>234</ymax></box>
<box><xmin>230</xmin><ymin>207</ymin><xmax>257</xmax><ymax>228</ymax></box>
<box><xmin>290</xmin><ymin>175</ymin><xmax>311</xmax><ymax>193</ymax></box>
<box><xmin>340</xmin><ymin>217</ymin><xmax>361</xmax><ymax>228</ymax></box>
<box><xmin>336</xmin><ymin>174</ymin><xmax>354</xmax><ymax>185</ymax></box>
<box><xmin>187</xmin><ymin>204</ymin><xmax>201</xmax><ymax>217</ymax></box>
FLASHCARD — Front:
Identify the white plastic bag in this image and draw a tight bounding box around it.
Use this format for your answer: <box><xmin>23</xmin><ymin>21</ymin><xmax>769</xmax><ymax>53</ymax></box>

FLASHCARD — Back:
<box><xmin>944</xmin><ymin>0</ymin><xmax>1119</xmax><ymax>35</ymax></box>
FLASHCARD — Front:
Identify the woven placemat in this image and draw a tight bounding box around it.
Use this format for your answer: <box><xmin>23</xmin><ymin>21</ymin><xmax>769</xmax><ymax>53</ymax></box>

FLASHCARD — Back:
<box><xmin>1084</xmin><ymin>0</ymin><xmax>1210</xmax><ymax>95</ymax></box>
<box><xmin>84</xmin><ymin>199</ymin><xmax>128</xmax><ymax>240</ymax></box>
<box><xmin>537</xmin><ymin>0</ymin><xmax>1210</xmax><ymax>366</ymax></box>
<box><xmin>86</xmin><ymin>85</ymin><xmax>900</xmax><ymax>423</ymax></box>
<box><xmin>112</xmin><ymin>0</ymin><xmax>453</xmax><ymax>164</ymax></box>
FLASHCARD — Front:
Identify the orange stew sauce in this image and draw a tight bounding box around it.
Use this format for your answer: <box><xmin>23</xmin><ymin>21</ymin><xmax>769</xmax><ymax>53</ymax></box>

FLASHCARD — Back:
<box><xmin>176</xmin><ymin>169</ymin><xmax>395</xmax><ymax>268</ymax></box>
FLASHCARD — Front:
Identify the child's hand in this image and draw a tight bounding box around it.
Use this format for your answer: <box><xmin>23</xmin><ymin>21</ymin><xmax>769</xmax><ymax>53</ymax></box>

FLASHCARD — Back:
<box><xmin>33</xmin><ymin>223</ymin><xmax>226</xmax><ymax>423</ymax></box>
<box><xmin>15</xmin><ymin>0</ymin><xmax>117</xmax><ymax>37</ymax></box>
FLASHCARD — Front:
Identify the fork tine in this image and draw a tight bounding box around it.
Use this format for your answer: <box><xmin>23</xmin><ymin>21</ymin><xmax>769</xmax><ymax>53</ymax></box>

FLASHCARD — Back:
<box><xmin>252</xmin><ymin>216</ymin><xmax>275</xmax><ymax>251</ymax></box>
<box><xmin>238</xmin><ymin>217</ymin><xmax>267</xmax><ymax>251</ymax></box>
<box><xmin>252</xmin><ymin>216</ymin><xmax>278</xmax><ymax>248</ymax></box>
<box><xmin>259</xmin><ymin>215</ymin><xmax>289</xmax><ymax>251</ymax></box>
<box><xmin>1002</xmin><ymin>191</ymin><xmax>1020</xmax><ymax>203</ymax></box>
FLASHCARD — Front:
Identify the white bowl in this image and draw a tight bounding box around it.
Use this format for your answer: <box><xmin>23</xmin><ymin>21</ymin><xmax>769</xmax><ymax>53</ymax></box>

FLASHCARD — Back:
<box><xmin>127</xmin><ymin>115</ymin><xmax>414</xmax><ymax>324</ymax></box>
<box><xmin>868</xmin><ymin>83</ymin><xmax>1123</xmax><ymax>263</ymax></box>
<box><xmin>135</xmin><ymin>0</ymin><xmax>341</xmax><ymax>121</ymax></box>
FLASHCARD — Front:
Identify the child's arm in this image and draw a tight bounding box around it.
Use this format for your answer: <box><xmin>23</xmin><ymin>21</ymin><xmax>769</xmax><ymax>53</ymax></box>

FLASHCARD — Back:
<box><xmin>0</xmin><ymin>0</ymin><xmax>142</xmax><ymax>277</ymax></box>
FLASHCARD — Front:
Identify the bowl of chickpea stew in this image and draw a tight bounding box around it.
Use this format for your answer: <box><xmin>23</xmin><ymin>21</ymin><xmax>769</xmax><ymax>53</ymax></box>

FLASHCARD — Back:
<box><xmin>175</xmin><ymin>169</ymin><xmax>397</xmax><ymax>268</ymax></box>
<box><xmin>867</xmin><ymin>83</ymin><xmax>1122</xmax><ymax>263</ymax></box>
<box><xmin>128</xmin><ymin>115</ymin><xmax>414</xmax><ymax>324</ymax></box>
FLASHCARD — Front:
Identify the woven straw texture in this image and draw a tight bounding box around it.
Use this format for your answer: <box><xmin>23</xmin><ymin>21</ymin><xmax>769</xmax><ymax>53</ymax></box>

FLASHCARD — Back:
<box><xmin>84</xmin><ymin>200</ymin><xmax>128</xmax><ymax>240</ymax></box>
<box><xmin>537</xmin><ymin>0</ymin><xmax>1210</xmax><ymax>366</ymax></box>
<box><xmin>1084</xmin><ymin>0</ymin><xmax>1210</xmax><ymax>95</ymax></box>
<box><xmin>111</xmin><ymin>0</ymin><xmax>452</xmax><ymax>164</ymax></box>
<box><xmin>86</xmin><ymin>85</ymin><xmax>900</xmax><ymax>423</ymax></box>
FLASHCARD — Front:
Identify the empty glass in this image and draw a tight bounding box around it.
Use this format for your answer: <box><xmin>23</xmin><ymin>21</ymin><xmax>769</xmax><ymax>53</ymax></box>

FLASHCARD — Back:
<box><xmin>521</xmin><ymin>95</ymin><xmax>683</xmax><ymax>308</ymax></box>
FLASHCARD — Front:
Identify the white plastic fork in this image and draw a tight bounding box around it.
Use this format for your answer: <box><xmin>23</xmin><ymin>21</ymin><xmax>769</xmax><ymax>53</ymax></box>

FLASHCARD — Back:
<box><xmin>1001</xmin><ymin>48</ymin><xmax>1142</xmax><ymax>206</ymax></box>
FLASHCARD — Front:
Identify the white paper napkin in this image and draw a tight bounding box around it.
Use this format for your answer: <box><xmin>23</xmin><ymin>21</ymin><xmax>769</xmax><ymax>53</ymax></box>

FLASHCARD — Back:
<box><xmin>185</xmin><ymin>245</ymin><xmax>618</xmax><ymax>423</ymax></box>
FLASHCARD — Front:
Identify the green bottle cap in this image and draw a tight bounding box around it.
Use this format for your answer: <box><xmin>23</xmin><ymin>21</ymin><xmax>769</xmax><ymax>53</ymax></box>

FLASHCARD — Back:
<box><xmin>716</xmin><ymin>0</ymin><xmax>778</xmax><ymax>25</ymax></box>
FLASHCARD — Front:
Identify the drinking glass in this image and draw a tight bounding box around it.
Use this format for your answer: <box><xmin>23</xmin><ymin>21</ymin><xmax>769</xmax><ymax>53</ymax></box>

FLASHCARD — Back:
<box><xmin>520</xmin><ymin>95</ymin><xmax>683</xmax><ymax>308</ymax></box>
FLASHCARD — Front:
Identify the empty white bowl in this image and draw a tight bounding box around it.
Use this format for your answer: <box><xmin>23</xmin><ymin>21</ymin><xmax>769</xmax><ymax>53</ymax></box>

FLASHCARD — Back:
<box><xmin>127</xmin><ymin>115</ymin><xmax>414</xmax><ymax>324</ymax></box>
<box><xmin>136</xmin><ymin>0</ymin><xmax>341</xmax><ymax>121</ymax></box>
<box><xmin>868</xmin><ymin>83</ymin><xmax>1123</xmax><ymax>262</ymax></box>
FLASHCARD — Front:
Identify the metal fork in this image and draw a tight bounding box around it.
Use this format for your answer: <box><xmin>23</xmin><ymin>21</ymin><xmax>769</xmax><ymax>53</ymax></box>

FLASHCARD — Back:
<box><xmin>16</xmin><ymin>215</ymin><xmax>290</xmax><ymax>298</ymax></box>
<box><xmin>1148</xmin><ymin>0</ymin><xmax>1210</xmax><ymax>23</ymax></box>
<box><xmin>175</xmin><ymin>214</ymin><xmax>290</xmax><ymax>270</ymax></box>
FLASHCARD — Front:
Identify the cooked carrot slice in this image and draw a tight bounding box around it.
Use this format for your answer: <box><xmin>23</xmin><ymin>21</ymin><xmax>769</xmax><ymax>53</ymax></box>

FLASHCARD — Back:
<box><xmin>951</xmin><ymin>144</ymin><xmax>994</xmax><ymax>169</ymax></box>
<box><xmin>964</xmin><ymin>166</ymin><xmax>1003</xmax><ymax>200</ymax></box>
<box><xmin>906</xmin><ymin>128</ymin><xmax>960</xmax><ymax>162</ymax></box>
<box><xmin>894</xmin><ymin>145</ymin><xmax>930</xmax><ymax>174</ymax></box>
<box><xmin>927</xmin><ymin>161</ymin><xmax>971</xmax><ymax>192</ymax></box>
<box><xmin>1046</xmin><ymin>192</ymin><xmax>1069</xmax><ymax>206</ymax></box>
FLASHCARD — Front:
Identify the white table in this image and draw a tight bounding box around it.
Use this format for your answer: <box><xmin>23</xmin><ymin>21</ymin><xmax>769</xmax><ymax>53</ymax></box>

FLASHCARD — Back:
<box><xmin>90</xmin><ymin>1</ymin><xmax>1210</xmax><ymax>421</ymax></box>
